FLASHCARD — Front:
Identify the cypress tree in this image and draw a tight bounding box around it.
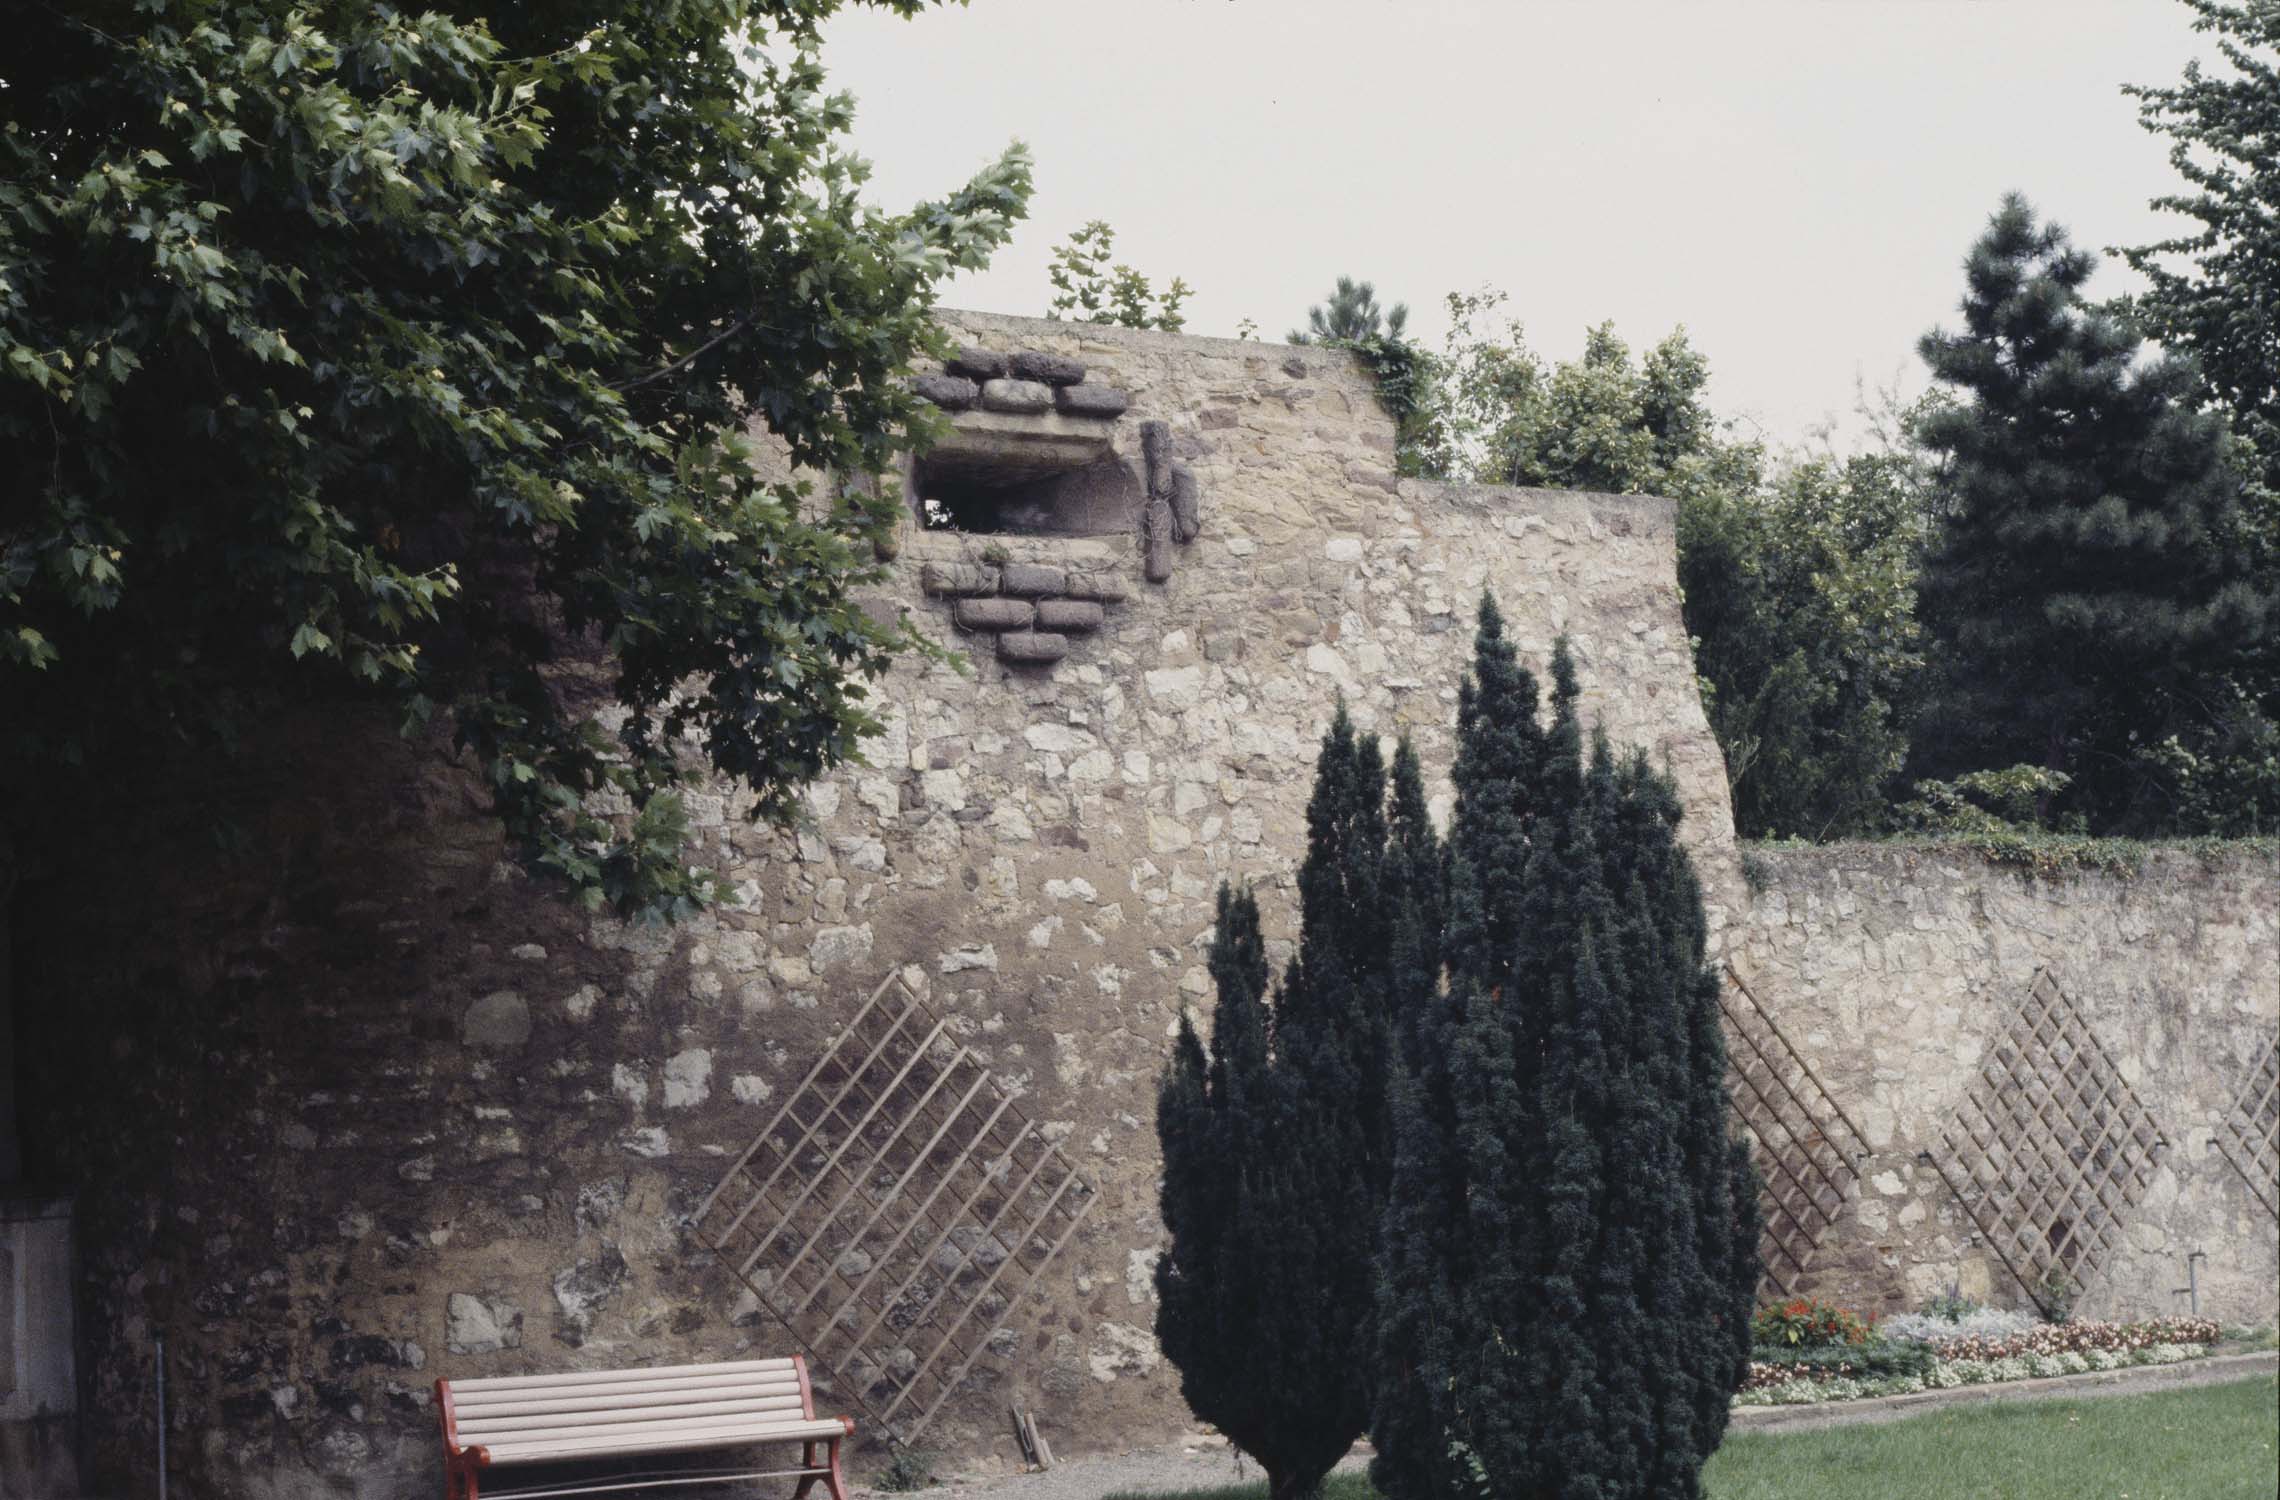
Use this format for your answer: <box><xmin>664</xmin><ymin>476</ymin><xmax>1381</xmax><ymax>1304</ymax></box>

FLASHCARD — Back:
<box><xmin>1914</xmin><ymin>193</ymin><xmax>2274</xmax><ymax>826</ymax></box>
<box><xmin>1372</xmin><ymin>598</ymin><xmax>1758</xmax><ymax>1500</ymax></box>
<box><xmin>1154</xmin><ymin>709</ymin><xmax>1397</xmax><ymax>1500</ymax></box>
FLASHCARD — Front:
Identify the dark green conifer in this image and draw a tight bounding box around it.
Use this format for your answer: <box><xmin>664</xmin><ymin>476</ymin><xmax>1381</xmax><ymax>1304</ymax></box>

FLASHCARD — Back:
<box><xmin>1372</xmin><ymin>598</ymin><xmax>1758</xmax><ymax>1500</ymax></box>
<box><xmin>1154</xmin><ymin>708</ymin><xmax>1399</xmax><ymax>1500</ymax></box>
<box><xmin>1914</xmin><ymin>193</ymin><xmax>2274</xmax><ymax>825</ymax></box>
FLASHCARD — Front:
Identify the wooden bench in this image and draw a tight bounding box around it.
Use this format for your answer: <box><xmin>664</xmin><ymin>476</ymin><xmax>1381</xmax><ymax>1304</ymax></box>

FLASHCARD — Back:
<box><xmin>436</xmin><ymin>1356</ymin><xmax>853</xmax><ymax>1500</ymax></box>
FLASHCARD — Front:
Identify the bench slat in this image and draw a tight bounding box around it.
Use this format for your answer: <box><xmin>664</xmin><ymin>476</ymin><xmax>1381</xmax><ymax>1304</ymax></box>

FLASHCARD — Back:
<box><xmin>480</xmin><ymin>1415</ymin><xmax>849</xmax><ymax>1465</ymax></box>
<box><xmin>470</xmin><ymin>1410</ymin><xmax>829</xmax><ymax>1450</ymax></box>
<box><xmin>450</xmin><ymin>1358</ymin><xmax>798</xmax><ymax>1394</ymax></box>
<box><xmin>455</xmin><ymin>1384</ymin><xmax>805</xmax><ymax>1422</ymax></box>
<box><xmin>453</xmin><ymin>1375</ymin><xmax>801</xmax><ymax>1411</ymax></box>
<box><xmin>459</xmin><ymin>1395</ymin><xmax>809</xmax><ymax>1438</ymax></box>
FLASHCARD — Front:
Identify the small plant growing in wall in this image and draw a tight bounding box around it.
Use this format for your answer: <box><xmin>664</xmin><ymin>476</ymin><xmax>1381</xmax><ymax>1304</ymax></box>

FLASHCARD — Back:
<box><xmin>1046</xmin><ymin>220</ymin><xmax>1193</xmax><ymax>332</ymax></box>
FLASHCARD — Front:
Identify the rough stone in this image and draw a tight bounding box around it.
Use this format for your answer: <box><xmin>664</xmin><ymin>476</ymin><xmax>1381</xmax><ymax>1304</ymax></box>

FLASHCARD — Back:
<box><xmin>446</xmin><ymin>1293</ymin><xmax>522</xmax><ymax>1356</ymax></box>
<box><xmin>552</xmin><ymin>1246</ymin><xmax>629</xmax><ymax>1343</ymax></box>
<box><xmin>953</xmin><ymin>597</ymin><xmax>1035</xmax><ymax>632</ymax></box>
<box><xmin>997</xmin><ymin>563</ymin><xmax>1069</xmax><ymax>597</ymax></box>
<box><xmin>1010</xmin><ymin>351</ymin><xmax>1087</xmax><ymax>386</ymax></box>
<box><xmin>998</xmin><ymin>630</ymin><xmax>1071</xmax><ymax>664</ymax></box>
<box><xmin>461</xmin><ymin>990</ymin><xmax>530</xmax><ymax>1050</ymax></box>
<box><xmin>1168</xmin><ymin>462</ymin><xmax>1201</xmax><ymax>543</ymax></box>
<box><xmin>945</xmin><ymin>346</ymin><xmax>1008</xmax><ymax>380</ymax></box>
<box><xmin>1060</xmin><ymin>569</ymin><xmax>1131</xmax><ymax>604</ymax></box>
<box><xmin>912</xmin><ymin>373</ymin><xmax>979</xmax><ymax>410</ymax></box>
<box><xmin>1035</xmin><ymin>599</ymin><xmax>1106</xmax><ymax>633</ymax></box>
<box><xmin>1055</xmin><ymin>383</ymin><xmax>1131</xmax><ymax>417</ymax></box>
<box><xmin>979</xmin><ymin>378</ymin><xmax>1054</xmax><ymax>414</ymax></box>
<box><xmin>921</xmin><ymin>561</ymin><xmax>999</xmax><ymax>597</ymax></box>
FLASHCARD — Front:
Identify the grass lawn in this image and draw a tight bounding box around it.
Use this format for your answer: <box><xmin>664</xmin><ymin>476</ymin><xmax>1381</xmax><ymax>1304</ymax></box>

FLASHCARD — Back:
<box><xmin>1101</xmin><ymin>1375</ymin><xmax>2278</xmax><ymax>1500</ymax></box>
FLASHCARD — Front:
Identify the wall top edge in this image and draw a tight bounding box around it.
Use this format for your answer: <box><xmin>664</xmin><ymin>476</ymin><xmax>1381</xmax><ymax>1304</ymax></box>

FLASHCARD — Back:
<box><xmin>1744</xmin><ymin>839</ymin><xmax>2280</xmax><ymax>881</ymax></box>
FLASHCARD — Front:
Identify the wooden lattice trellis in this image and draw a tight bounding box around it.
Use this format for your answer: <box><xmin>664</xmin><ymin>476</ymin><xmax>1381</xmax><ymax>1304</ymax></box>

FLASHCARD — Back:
<box><xmin>691</xmin><ymin>972</ymin><xmax>1096</xmax><ymax>1443</ymax></box>
<box><xmin>1720</xmin><ymin>968</ymin><xmax>1871</xmax><ymax>1297</ymax></box>
<box><xmin>2215</xmin><ymin>1035</ymin><xmax>2279</xmax><ymax>1220</ymax></box>
<box><xmin>1931</xmin><ymin>970</ymin><xmax>2167</xmax><ymax>1316</ymax></box>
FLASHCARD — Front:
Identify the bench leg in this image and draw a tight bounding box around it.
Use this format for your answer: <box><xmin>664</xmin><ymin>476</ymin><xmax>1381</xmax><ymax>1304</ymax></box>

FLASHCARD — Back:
<box><xmin>823</xmin><ymin>1436</ymin><xmax>849</xmax><ymax>1500</ymax></box>
<box><xmin>791</xmin><ymin>1442</ymin><xmax>820</xmax><ymax>1500</ymax></box>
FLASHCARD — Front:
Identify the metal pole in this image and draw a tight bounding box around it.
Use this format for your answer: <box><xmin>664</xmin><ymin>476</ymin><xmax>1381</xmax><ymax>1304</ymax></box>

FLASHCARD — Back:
<box><xmin>155</xmin><ymin>1332</ymin><xmax>167</xmax><ymax>1500</ymax></box>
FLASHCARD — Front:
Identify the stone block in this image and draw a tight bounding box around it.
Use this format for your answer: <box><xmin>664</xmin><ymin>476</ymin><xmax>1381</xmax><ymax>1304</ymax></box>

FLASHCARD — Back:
<box><xmin>999</xmin><ymin>563</ymin><xmax>1070</xmax><ymax>596</ymax></box>
<box><xmin>1055</xmin><ymin>383</ymin><xmax>1130</xmax><ymax>417</ymax></box>
<box><xmin>922</xmin><ymin>408</ymin><xmax>1117</xmax><ymax>478</ymax></box>
<box><xmin>912</xmin><ymin>373</ymin><xmax>979</xmax><ymax>409</ymax></box>
<box><xmin>998</xmin><ymin>631</ymin><xmax>1071</xmax><ymax>664</ymax></box>
<box><xmin>1168</xmin><ymin>462</ymin><xmax>1201</xmax><ymax>542</ymax></box>
<box><xmin>954</xmin><ymin>597</ymin><xmax>1035</xmax><ymax>632</ymax></box>
<box><xmin>1061</xmin><ymin>569</ymin><xmax>1131</xmax><ymax>603</ymax></box>
<box><xmin>980</xmin><ymin>378</ymin><xmax>1054</xmax><ymax>414</ymax></box>
<box><xmin>1010</xmin><ymin>351</ymin><xmax>1086</xmax><ymax>386</ymax></box>
<box><xmin>920</xmin><ymin>561</ymin><xmax>999</xmax><ymax>597</ymax></box>
<box><xmin>1036</xmin><ymin>599</ymin><xmax>1106</xmax><ymax>633</ymax></box>
<box><xmin>946</xmin><ymin>345</ymin><xmax>1008</xmax><ymax>380</ymax></box>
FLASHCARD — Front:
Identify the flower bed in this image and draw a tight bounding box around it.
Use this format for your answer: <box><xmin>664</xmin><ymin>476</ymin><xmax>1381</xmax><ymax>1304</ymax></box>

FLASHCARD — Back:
<box><xmin>1735</xmin><ymin>1318</ymin><xmax>2223</xmax><ymax>1407</ymax></box>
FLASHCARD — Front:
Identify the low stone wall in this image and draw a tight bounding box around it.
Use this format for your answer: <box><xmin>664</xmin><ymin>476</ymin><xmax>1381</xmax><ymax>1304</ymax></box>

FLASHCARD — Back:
<box><xmin>1724</xmin><ymin>845</ymin><xmax>2280</xmax><ymax>1324</ymax></box>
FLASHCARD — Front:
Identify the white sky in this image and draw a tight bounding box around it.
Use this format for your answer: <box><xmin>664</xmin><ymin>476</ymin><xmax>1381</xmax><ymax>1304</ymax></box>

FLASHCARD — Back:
<box><xmin>819</xmin><ymin>0</ymin><xmax>2218</xmax><ymax>451</ymax></box>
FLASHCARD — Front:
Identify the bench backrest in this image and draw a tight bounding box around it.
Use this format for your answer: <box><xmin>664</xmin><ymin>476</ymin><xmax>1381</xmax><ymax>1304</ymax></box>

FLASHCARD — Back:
<box><xmin>440</xmin><ymin>1356</ymin><xmax>816</xmax><ymax>1458</ymax></box>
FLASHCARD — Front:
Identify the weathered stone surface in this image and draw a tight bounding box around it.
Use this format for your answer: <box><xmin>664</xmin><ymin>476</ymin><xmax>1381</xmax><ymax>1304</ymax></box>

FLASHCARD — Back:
<box><xmin>920</xmin><ymin>561</ymin><xmax>998</xmax><ymax>597</ymax></box>
<box><xmin>553</xmin><ymin>1246</ymin><xmax>629</xmax><ymax>1345</ymax></box>
<box><xmin>1010</xmin><ymin>351</ymin><xmax>1087</xmax><ymax>386</ymax></box>
<box><xmin>922</xmin><ymin>408</ymin><xmax>1116</xmax><ymax>478</ymax></box>
<box><xmin>1055</xmin><ymin>383</ymin><xmax>1130</xmax><ymax>417</ymax></box>
<box><xmin>1060</xmin><ymin>569</ymin><xmax>1131</xmax><ymax>603</ymax></box>
<box><xmin>446</xmin><ymin>1293</ymin><xmax>522</xmax><ymax>1356</ymax></box>
<box><xmin>979</xmin><ymin>377</ymin><xmax>1054</xmax><ymax>414</ymax></box>
<box><xmin>954</xmin><ymin>597</ymin><xmax>1035</xmax><ymax>631</ymax></box>
<box><xmin>997</xmin><ymin>630</ymin><xmax>1070</xmax><ymax>663</ymax></box>
<box><xmin>912</xmin><ymin>373</ymin><xmax>979</xmax><ymax>409</ymax></box>
<box><xmin>461</xmin><ymin>990</ymin><xmax>529</xmax><ymax>1049</ymax></box>
<box><xmin>1035</xmin><ymin>599</ymin><xmax>1106</xmax><ymax>633</ymax></box>
<box><xmin>997</xmin><ymin>563</ymin><xmax>1069</xmax><ymax>597</ymax></box>
<box><xmin>1168</xmin><ymin>462</ymin><xmax>1201</xmax><ymax>542</ymax></box>
<box><xmin>1143</xmin><ymin>497</ymin><xmax>1174</xmax><ymax>582</ymax></box>
<box><xmin>946</xmin><ymin>345</ymin><xmax>1008</xmax><ymax>380</ymax></box>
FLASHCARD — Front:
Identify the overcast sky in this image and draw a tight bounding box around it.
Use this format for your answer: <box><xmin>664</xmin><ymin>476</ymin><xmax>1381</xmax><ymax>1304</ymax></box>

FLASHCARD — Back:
<box><xmin>818</xmin><ymin>0</ymin><xmax>2219</xmax><ymax>451</ymax></box>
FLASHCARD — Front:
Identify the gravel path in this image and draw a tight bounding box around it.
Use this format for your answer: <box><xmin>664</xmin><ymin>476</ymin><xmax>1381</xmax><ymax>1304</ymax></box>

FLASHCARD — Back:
<box><xmin>856</xmin><ymin>1436</ymin><xmax>1372</xmax><ymax>1500</ymax></box>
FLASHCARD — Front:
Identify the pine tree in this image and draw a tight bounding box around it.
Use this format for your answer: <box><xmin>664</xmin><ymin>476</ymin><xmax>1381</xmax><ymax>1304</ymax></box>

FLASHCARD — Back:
<box><xmin>1372</xmin><ymin>598</ymin><xmax>1758</xmax><ymax>1500</ymax></box>
<box><xmin>1154</xmin><ymin>709</ymin><xmax>1399</xmax><ymax>1500</ymax></box>
<box><xmin>1914</xmin><ymin>193</ymin><xmax>2274</xmax><ymax>826</ymax></box>
<box><xmin>1290</xmin><ymin>276</ymin><xmax>1410</xmax><ymax>345</ymax></box>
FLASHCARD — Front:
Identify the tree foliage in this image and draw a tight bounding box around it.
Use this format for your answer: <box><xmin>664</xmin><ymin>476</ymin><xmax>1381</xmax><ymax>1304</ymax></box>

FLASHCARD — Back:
<box><xmin>2120</xmin><ymin>0</ymin><xmax>2280</xmax><ymax>834</ymax></box>
<box><xmin>2122</xmin><ymin>0</ymin><xmax>2280</xmax><ymax>497</ymax></box>
<box><xmin>1044</xmin><ymin>219</ymin><xmax>1190</xmax><ymax>331</ymax></box>
<box><xmin>1415</xmin><ymin>296</ymin><xmax>1926</xmax><ymax>838</ymax></box>
<box><xmin>1288</xmin><ymin>275</ymin><xmax>1407</xmax><ymax>346</ymax></box>
<box><xmin>0</xmin><ymin>0</ymin><xmax>1031</xmax><ymax>918</ymax></box>
<box><xmin>1155</xmin><ymin>709</ymin><xmax>1403</xmax><ymax>1500</ymax></box>
<box><xmin>1914</xmin><ymin>194</ymin><xmax>2273</xmax><ymax>829</ymax></box>
<box><xmin>1372</xmin><ymin>598</ymin><xmax>1757</xmax><ymax>1500</ymax></box>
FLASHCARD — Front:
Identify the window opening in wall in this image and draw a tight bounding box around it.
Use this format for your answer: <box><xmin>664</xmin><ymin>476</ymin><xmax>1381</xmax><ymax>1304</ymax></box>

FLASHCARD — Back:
<box><xmin>912</xmin><ymin>455</ymin><xmax>1139</xmax><ymax>538</ymax></box>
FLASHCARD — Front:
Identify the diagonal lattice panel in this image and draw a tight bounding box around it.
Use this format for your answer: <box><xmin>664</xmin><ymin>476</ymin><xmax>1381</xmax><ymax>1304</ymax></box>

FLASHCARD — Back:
<box><xmin>692</xmin><ymin>971</ymin><xmax>1096</xmax><ymax>1443</ymax></box>
<box><xmin>2215</xmin><ymin>1034</ymin><xmax>2278</xmax><ymax>1219</ymax></box>
<box><xmin>1931</xmin><ymin>970</ymin><xmax>2167</xmax><ymax>1316</ymax></box>
<box><xmin>1720</xmin><ymin>967</ymin><xmax>1871</xmax><ymax>1298</ymax></box>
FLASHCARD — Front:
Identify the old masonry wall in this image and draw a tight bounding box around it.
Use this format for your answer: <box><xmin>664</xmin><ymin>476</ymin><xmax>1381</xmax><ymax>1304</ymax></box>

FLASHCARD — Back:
<box><xmin>11</xmin><ymin>312</ymin><xmax>2274</xmax><ymax>1500</ymax></box>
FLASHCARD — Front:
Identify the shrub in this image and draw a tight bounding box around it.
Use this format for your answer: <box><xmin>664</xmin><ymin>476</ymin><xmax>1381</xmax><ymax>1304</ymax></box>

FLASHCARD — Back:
<box><xmin>1881</xmin><ymin>1306</ymin><xmax>2038</xmax><ymax>1344</ymax></box>
<box><xmin>1753</xmin><ymin>1299</ymin><xmax>1878</xmax><ymax>1349</ymax></box>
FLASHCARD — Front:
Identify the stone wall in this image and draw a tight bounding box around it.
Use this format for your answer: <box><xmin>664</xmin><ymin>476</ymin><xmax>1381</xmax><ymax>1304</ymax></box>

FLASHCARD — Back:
<box><xmin>1725</xmin><ymin>845</ymin><xmax>2280</xmax><ymax>1324</ymax></box>
<box><xmin>15</xmin><ymin>312</ymin><xmax>1733</xmax><ymax>1499</ymax></box>
<box><xmin>10</xmin><ymin>312</ymin><xmax>2274</xmax><ymax>1500</ymax></box>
